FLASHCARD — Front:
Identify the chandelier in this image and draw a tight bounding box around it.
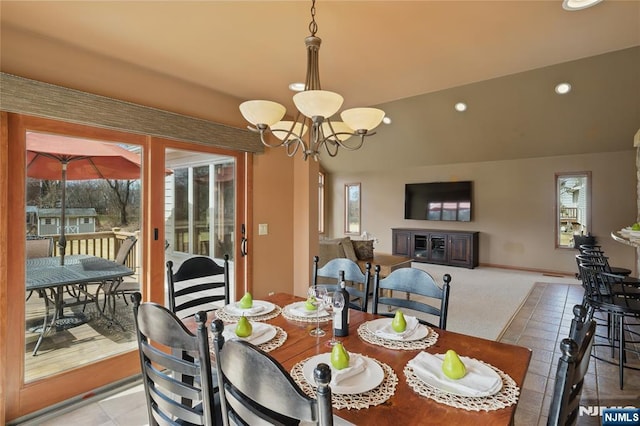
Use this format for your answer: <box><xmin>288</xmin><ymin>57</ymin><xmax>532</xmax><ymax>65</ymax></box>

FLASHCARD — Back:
<box><xmin>239</xmin><ymin>0</ymin><xmax>386</xmax><ymax>161</ymax></box>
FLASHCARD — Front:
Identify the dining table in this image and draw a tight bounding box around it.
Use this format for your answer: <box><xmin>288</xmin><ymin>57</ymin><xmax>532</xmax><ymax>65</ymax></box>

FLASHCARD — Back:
<box><xmin>26</xmin><ymin>254</ymin><xmax>134</xmax><ymax>356</ymax></box>
<box><xmin>184</xmin><ymin>292</ymin><xmax>531</xmax><ymax>425</ymax></box>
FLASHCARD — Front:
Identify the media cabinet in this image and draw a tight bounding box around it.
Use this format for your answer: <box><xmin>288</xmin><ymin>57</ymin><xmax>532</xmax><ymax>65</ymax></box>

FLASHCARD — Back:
<box><xmin>392</xmin><ymin>228</ymin><xmax>479</xmax><ymax>269</ymax></box>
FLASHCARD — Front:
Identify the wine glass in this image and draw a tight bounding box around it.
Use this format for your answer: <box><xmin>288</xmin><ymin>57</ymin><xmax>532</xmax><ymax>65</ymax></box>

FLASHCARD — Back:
<box><xmin>308</xmin><ymin>286</ymin><xmax>327</xmax><ymax>337</ymax></box>
<box><xmin>324</xmin><ymin>290</ymin><xmax>345</xmax><ymax>346</ymax></box>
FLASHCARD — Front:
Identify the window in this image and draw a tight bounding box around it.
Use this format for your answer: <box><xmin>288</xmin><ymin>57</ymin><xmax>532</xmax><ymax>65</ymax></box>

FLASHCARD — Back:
<box><xmin>318</xmin><ymin>171</ymin><xmax>325</xmax><ymax>234</ymax></box>
<box><xmin>344</xmin><ymin>183</ymin><xmax>361</xmax><ymax>235</ymax></box>
<box><xmin>555</xmin><ymin>172</ymin><xmax>591</xmax><ymax>248</ymax></box>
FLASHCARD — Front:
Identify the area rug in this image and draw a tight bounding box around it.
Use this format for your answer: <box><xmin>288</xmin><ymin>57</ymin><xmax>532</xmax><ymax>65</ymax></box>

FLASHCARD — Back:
<box><xmin>409</xmin><ymin>263</ymin><xmax>580</xmax><ymax>341</ymax></box>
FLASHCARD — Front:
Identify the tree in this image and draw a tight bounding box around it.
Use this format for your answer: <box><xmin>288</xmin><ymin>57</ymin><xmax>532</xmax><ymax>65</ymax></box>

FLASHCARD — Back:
<box><xmin>106</xmin><ymin>179</ymin><xmax>134</xmax><ymax>226</ymax></box>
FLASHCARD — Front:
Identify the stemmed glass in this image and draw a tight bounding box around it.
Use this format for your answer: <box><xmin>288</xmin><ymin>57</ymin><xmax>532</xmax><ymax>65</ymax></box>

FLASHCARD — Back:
<box><xmin>324</xmin><ymin>290</ymin><xmax>345</xmax><ymax>347</ymax></box>
<box><xmin>308</xmin><ymin>286</ymin><xmax>327</xmax><ymax>337</ymax></box>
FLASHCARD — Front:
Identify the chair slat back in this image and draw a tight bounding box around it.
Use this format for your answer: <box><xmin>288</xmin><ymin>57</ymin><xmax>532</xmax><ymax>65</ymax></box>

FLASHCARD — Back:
<box><xmin>373</xmin><ymin>266</ymin><xmax>451</xmax><ymax>329</ymax></box>
<box><xmin>312</xmin><ymin>256</ymin><xmax>371</xmax><ymax>311</ymax></box>
<box><xmin>26</xmin><ymin>237</ymin><xmax>53</xmax><ymax>259</ymax></box>
<box><xmin>547</xmin><ymin>304</ymin><xmax>596</xmax><ymax>426</ymax></box>
<box><xmin>115</xmin><ymin>236</ymin><xmax>137</xmax><ymax>265</ymax></box>
<box><xmin>167</xmin><ymin>255</ymin><xmax>230</xmax><ymax>319</ymax></box>
<box><xmin>131</xmin><ymin>292</ymin><xmax>219</xmax><ymax>426</ymax></box>
<box><xmin>211</xmin><ymin>319</ymin><xmax>333</xmax><ymax>426</ymax></box>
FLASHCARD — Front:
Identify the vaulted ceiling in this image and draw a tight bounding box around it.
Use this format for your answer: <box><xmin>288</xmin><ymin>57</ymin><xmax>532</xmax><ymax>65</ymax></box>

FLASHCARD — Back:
<box><xmin>1</xmin><ymin>1</ymin><xmax>639</xmax><ymax>173</ymax></box>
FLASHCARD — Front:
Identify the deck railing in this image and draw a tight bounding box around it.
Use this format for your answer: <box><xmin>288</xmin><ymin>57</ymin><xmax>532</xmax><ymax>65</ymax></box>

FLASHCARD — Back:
<box><xmin>50</xmin><ymin>229</ymin><xmax>139</xmax><ymax>270</ymax></box>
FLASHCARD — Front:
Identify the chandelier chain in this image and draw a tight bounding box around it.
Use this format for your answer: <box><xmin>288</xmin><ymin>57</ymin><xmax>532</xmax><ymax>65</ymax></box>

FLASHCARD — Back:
<box><xmin>308</xmin><ymin>0</ymin><xmax>318</xmax><ymax>36</ymax></box>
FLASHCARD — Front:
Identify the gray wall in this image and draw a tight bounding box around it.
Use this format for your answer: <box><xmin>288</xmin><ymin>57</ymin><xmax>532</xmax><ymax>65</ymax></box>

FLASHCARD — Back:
<box><xmin>326</xmin><ymin>150</ymin><xmax>636</xmax><ymax>276</ymax></box>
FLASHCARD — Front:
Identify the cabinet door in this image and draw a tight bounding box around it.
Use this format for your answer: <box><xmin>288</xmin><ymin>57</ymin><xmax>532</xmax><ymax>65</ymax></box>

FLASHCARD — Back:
<box><xmin>392</xmin><ymin>230</ymin><xmax>411</xmax><ymax>256</ymax></box>
<box><xmin>428</xmin><ymin>234</ymin><xmax>447</xmax><ymax>263</ymax></box>
<box><xmin>448</xmin><ymin>234</ymin><xmax>472</xmax><ymax>267</ymax></box>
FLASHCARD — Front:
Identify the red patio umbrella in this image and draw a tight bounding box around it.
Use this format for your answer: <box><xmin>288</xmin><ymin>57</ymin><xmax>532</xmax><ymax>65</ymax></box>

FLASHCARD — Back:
<box><xmin>26</xmin><ymin>132</ymin><xmax>148</xmax><ymax>265</ymax></box>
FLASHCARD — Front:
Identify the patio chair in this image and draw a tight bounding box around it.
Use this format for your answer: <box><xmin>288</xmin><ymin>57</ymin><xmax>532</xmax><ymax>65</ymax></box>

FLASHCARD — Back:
<box><xmin>91</xmin><ymin>236</ymin><xmax>138</xmax><ymax>319</ymax></box>
<box><xmin>25</xmin><ymin>236</ymin><xmax>54</xmax><ymax>301</ymax></box>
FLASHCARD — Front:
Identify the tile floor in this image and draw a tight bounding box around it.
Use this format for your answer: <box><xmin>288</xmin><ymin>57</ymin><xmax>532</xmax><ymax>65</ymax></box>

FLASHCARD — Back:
<box><xmin>14</xmin><ymin>282</ymin><xmax>640</xmax><ymax>425</ymax></box>
<box><xmin>504</xmin><ymin>282</ymin><xmax>640</xmax><ymax>426</ymax></box>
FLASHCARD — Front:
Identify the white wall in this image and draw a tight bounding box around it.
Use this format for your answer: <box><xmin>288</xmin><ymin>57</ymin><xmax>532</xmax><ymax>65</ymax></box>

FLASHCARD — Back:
<box><xmin>326</xmin><ymin>150</ymin><xmax>636</xmax><ymax>275</ymax></box>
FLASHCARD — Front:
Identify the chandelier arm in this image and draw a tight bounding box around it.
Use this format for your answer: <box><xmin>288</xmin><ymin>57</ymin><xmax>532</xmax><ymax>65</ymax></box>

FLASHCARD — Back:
<box><xmin>321</xmin><ymin>139</ymin><xmax>339</xmax><ymax>157</ymax></box>
<box><xmin>284</xmin><ymin>140</ymin><xmax>302</xmax><ymax>158</ymax></box>
<box><xmin>334</xmin><ymin>133</ymin><xmax>367</xmax><ymax>151</ymax></box>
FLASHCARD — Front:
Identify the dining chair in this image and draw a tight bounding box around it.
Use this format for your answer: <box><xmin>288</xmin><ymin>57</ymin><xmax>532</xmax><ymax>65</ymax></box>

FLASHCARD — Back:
<box><xmin>547</xmin><ymin>304</ymin><xmax>597</xmax><ymax>426</ymax></box>
<box><xmin>312</xmin><ymin>255</ymin><xmax>372</xmax><ymax>311</ymax></box>
<box><xmin>372</xmin><ymin>266</ymin><xmax>451</xmax><ymax>329</ymax></box>
<box><xmin>578</xmin><ymin>262</ymin><xmax>640</xmax><ymax>389</ymax></box>
<box><xmin>131</xmin><ymin>292</ymin><xmax>221</xmax><ymax>426</ymax></box>
<box><xmin>166</xmin><ymin>254</ymin><xmax>230</xmax><ymax>319</ymax></box>
<box><xmin>210</xmin><ymin>319</ymin><xmax>334</xmax><ymax>426</ymax></box>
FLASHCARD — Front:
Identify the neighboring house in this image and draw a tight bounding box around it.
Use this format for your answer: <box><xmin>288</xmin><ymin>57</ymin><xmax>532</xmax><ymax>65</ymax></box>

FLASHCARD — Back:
<box><xmin>36</xmin><ymin>208</ymin><xmax>97</xmax><ymax>236</ymax></box>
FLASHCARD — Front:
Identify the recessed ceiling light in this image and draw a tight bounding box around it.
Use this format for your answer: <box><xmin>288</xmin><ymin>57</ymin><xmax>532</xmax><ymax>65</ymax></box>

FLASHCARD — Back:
<box><xmin>555</xmin><ymin>82</ymin><xmax>572</xmax><ymax>95</ymax></box>
<box><xmin>562</xmin><ymin>0</ymin><xmax>603</xmax><ymax>10</ymax></box>
<box><xmin>382</xmin><ymin>116</ymin><xmax>392</xmax><ymax>125</ymax></box>
<box><xmin>454</xmin><ymin>102</ymin><xmax>467</xmax><ymax>112</ymax></box>
<box><xmin>288</xmin><ymin>82</ymin><xmax>305</xmax><ymax>92</ymax></box>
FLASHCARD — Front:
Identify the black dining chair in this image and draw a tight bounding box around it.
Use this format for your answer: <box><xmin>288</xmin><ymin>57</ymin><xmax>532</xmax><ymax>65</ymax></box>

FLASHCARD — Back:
<box><xmin>312</xmin><ymin>256</ymin><xmax>372</xmax><ymax>312</ymax></box>
<box><xmin>547</xmin><ymin>305</ymin><xmax>597</xmax><ymax>426</ymax></box>
<box><xmin>131</xmin><ymin>292</ymin><xmax>221</xmax><ymax>426</ymax></box>
<box><xmin>372</xmin><ymin>266</ymin><xmax>451</xmax><ymax>329</ymax></box>
<box><xmin>166</xmin><ymin>254</ymin><xmax>230</xmax><ymax>319</ymax></box>
<box><xmin>210</xmin><ymin>319</ymin><xmax>334</xmax><ymax>426</ymax></box>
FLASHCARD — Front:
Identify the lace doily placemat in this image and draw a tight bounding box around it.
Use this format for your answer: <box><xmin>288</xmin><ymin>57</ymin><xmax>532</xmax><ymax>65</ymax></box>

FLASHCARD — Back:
<box><xmin>403</xmin><ymin>359</ymin><xmax>519</xmax><ymax>412</ymax></box>
<box><xmin>357</xmin><ymin>322</ymin><xmax>439</xmax><ymax>350</ymax></box>
<box><xmin>214</xmin><ymin>305</ymin><xmax>282</xmax><ymax>322</ymax></box>
<box><xmin>281</xmin><ymin>303</ymin><xmax>332</xmax><ymax>323</ymax></box>
<box><xmin>291</xmin><ymin>356</ymin><xmax>398</xmax><ymax>410</ymax></box>
<box><xmin>208</xmin><ymin>326</ymin><xmax>287</xmax><ymax>353</ymax></box>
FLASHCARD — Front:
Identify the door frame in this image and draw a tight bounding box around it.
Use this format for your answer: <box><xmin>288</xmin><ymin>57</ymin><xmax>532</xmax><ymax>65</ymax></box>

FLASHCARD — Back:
<box><xmin>2</xmin><ymin>114</ymin><xmax>249</xmax><ymax>421</ymax></box>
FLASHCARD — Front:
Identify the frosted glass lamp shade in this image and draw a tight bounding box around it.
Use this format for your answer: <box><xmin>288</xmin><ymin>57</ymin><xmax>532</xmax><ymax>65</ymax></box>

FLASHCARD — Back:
<box><xmin>239</xmin><ymin>100</ymin><xmax>286</xmax><ymax>126</ymax></box>
<box><xmin>270</xmin><ymin>121</ymin><xmax>308</xmax><ymax>141</ymax></box>
<box><xmin>341</xmin><ymin>108</ymin><xmax>385</xmax><ymax>131</ymax></box>
<box><xmin>321</xmin><ymin>121</ymin><xmax>353</xmax><ymax>142</ymax></box>
<box><xmin>562</xmin><ymin>0</ymin><xmax>602</xmax><ymax>10</ymax></box>
<box><xmin>293</xmin><ymin>90</ymin><xmax>344</xmax><ymax>118</ymax></box>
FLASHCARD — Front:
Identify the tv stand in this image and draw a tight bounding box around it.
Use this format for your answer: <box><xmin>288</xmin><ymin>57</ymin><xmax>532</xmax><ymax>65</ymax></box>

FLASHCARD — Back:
<box><xmin>392</xmin><ymin>228</ymin><xmax>479</xmax><ymax>269</ymax></box>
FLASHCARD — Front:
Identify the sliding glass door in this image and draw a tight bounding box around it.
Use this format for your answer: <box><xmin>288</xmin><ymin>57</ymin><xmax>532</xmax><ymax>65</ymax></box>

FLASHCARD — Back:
<box><xmin>4</xmin><ymin>114</ymin><xmax>247</xmax><ymax>421</ymax></box>
<box><xmin>164</xmin><ymin>147</ymin><xmax>238</xmax><ymax>303</ymax></box>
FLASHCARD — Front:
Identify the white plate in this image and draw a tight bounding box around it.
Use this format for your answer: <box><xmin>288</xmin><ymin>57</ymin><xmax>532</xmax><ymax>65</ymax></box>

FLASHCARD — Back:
<box><xmin>284</xmin><ymin>301</ymin><xmax>331</xmax><ymax>318</ymax></box>
<box><xmin>222</xmin><ymin>321</ymin><xmax>277</xmax><ymax>345</ymax></box>
<box><xmin>302</xmin><ymin>353</ymin><xmax>384</xmax><ymax>395</ymax></box>
<box><xmin>223</xmin><ymin>300</ymin><xmax>276</xmax><ymax>317</ymax></box>
<box><xmin>411</xmin><ymin>355</ymin><xmax>502</xmax><ymax>397</ymax></box>
<box><xmin>365</xmin><ymin>318</ymin><xmax>429</xmax><ymax>341</ymax></box>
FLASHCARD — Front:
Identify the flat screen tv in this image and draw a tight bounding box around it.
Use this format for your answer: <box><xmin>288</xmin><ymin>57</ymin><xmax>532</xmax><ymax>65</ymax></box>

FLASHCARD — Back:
<box><xmin>404</xmin><ymin>181</ymin><xmax>472</xmax><ymax>222</ymax></box>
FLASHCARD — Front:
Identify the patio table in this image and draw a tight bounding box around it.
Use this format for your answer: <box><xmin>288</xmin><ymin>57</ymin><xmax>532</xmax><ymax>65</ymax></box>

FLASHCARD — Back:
<box><xmin>26</xmin><ymin>254</ymin><xmax>133</xmax><ymax>356</ymax></box>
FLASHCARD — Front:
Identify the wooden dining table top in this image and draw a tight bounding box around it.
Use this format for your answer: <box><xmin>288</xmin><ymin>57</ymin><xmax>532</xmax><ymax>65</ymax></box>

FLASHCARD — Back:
<box><xmin>185</xmin><ymin>292</ymin><xmax>532</xmax><ymax>425</ymax></box>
